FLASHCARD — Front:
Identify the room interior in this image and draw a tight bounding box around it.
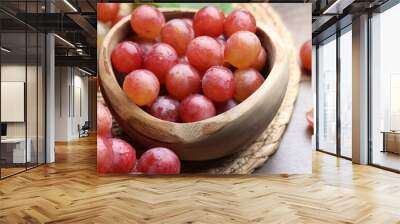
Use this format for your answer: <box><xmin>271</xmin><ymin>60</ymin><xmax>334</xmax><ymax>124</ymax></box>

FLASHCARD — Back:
<box><xmin>0</xmin><ymin>30</ymin><xmax>46</xmax><ymax>177</ymax></box>
<box><xmin>0</xmin><ymin>0</ymin><xmax>97</xmax><ymax>179</ymax></box>
<box><xmin>314</xmin><ymin>0</ymin><xmax>400</xmax><ymax>172</ymax></box>
<box><xmin>0</xmin><ymin>0</ymin><xmax>400</xmax><ymax>223</ymax></box>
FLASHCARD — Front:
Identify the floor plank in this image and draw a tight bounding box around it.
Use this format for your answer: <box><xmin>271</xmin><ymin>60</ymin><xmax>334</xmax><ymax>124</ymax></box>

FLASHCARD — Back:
<box><xmin>0</xmin><ymin>135</ymin><xmax>399</xmax><ymax>223</ymax></box>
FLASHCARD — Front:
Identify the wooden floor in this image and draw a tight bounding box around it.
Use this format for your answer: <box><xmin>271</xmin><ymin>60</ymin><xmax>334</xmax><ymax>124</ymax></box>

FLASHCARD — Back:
<box><xmin>0</xmin><ymin>135</ymin><xmax>399</xmax><ymax>223</ymax></box>
<box><xmin>1</xmin><ymin>167</ymin><xmax>26</xmax><ymax>178</ymax></box>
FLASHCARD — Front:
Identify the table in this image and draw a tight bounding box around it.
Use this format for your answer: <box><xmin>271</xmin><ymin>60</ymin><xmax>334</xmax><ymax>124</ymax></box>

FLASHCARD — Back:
<box><xmin>381</xmin><ymin>131</ymin><xmax>400</xmax><ymax>154</ymax></box>
<box><xmin>1</xmin><ymin>138</ymin><xmax>31</xmax><ymax>164</ymax></box>
<box><xmin>255</xmin><ymin>4</ymin><xmax>312</xmax><ymax>174</ymax></box>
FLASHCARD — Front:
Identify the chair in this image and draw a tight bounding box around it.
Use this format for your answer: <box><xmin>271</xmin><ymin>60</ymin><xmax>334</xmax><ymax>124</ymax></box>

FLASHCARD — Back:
<box><xmin>78</xmin><ymin>121</ymin><xmax>90</xmax><ymax>138</ymax></box>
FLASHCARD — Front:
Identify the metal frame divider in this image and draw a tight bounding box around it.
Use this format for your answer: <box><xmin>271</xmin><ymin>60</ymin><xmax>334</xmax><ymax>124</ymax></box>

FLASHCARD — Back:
<box><xmin>367</xmin><ymin>10</ymin><xmax>373</xmax><ymax>165</ymax></box>
<box><xmin>315</xmin><ymin>44</ymin><xmax>320</xmax><ymax>151</ymax></box>
<box><xmin>25</xmin><ymin>0</ymin><xmax>28</xmax><ymax>171</ymax></box>
<box><xmin>336</xmin><ymin>20</ymin><xmax>341</xmax><ymax>157</ymax></box>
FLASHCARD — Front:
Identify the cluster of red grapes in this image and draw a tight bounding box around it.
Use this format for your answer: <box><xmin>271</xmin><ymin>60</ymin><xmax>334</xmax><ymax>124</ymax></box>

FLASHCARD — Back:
<box><xmin>97</xmin><ymin>102</ymin><xmax>181</xmax><ymax>174</ymax></box>
<box><xmin>107</xmin><ymin>5</ymin><xmax>267</xmax><ymax>123</ymax></box>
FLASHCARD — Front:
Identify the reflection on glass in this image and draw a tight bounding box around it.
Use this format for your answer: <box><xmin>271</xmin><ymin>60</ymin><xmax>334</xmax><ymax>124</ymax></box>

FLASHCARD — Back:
<box><xmin>38</xmin><ymin>33</ymin><xmax>46</xmax><ymax>165</ymax></box>
<box><xmin>340</xmin><ymin>28</ymin><xmax>352</xmax><ymax>158</ymax></box>
<box><xmin>371</xmin><ymin>4</ymin><xmax>400</xmax><ymax>171</ymax></box>
<box><xmin>1</xmin><ymin>31</ymin><xmax>27</xmax><ymax>177</ymax></box>
<box><xmin>27</xmin><ymin>31</ymin><xmax>38</xmax><ymax>169</ymax></box>
<box><xmin>0</xmin><ymin>1</ymin><xmax>47</xmax><ymax>179</ymax></box>
<box><xmin>317</xmin><ymin>36</ymin><xmax>337</xmax><ymax>154</ymax></box>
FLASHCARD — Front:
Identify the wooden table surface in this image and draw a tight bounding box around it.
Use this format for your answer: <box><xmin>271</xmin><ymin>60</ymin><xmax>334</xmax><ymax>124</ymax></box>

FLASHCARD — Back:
<box><xmin>256</xmin><ymin>3</ymin><xmax>313</xmax><ymax>174</ymax></box>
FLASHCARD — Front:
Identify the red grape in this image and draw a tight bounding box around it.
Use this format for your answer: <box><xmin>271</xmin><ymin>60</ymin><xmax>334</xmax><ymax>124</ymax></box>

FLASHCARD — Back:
<box><xmin>111</xmin><ymin>41</ymin><xmax>142</xmax><ymax>74</ymax></box>
<box><xmin>224</xmin><ymin>9</ymin><xmax>256</xmax><ymax>37</ymax></box>
<box><xmin>186</xmin><ymin>36</ymin><xmax>224</xmax><ymax>72</ymax></box>
<box><xmin>306</xmin><ymin>109</ymin><xmax>314</xmax><ymax>128</ymax></box>
<box><xmin>216</xmin><ymin>37</ymin><xmax>226</xmax><ymax>50</ymax></box>
<box><xmin>300</xmin><ymin>40</ymin><xmax>312</xmax><ymax>72</ymax></box>
<box><xmin>179</xmin><ymin>94</ymin><xmax>216</xmax><ymax>122</ymax></box>
<box><xmin>97</xmin><ymin>3</ymin><xmax>120</xmax><ymax>23</ymax></box>
<box><xmin>251</xmin><ymin>46</ymin><xmax>267</xmax><ymax>71</ymax></box>
<box><xmin>97</xmin><ymin>102</ymin><xmax>113</xmax><ymax>138</ymax></box>
<box><xmin>144</xmin><ymin>43</ymin><xmax>179</xmax><ymax>83</ymax></box>
<box><xmin>97</xmin><ymin>136</ymin><xmax>113</xmax><ymax>173</ymax></box>
<box><xmin>225</xmin><ymin>31</ymin><xmax>261</xmax><ymax>69</ymax></box>
<box><xmin>161</xmin><ymin>19</ymin><xmax>194</xmax><ymax>56</ymax></box>
<box><xmin>131</xmin><ymin>37</ymin><xmax>156</xmax><ymax>56</ymax></box>
<box><xmin>123</xmin><ymin>69</ymin><xmax>160</xmax><ymax>106</ymax></box>
<box><xmin>215</xmin><ymin>99</ymin><xmax>237</xmax><ymax>114</ymax></box>
<box><xmin>130</xmin><ymin>5</ymin><xmax>165</xmax><ymax>39</ymax></box>
<box><xmin>193</xmin><ymin>6</ymin><xmax>225</xmax><ymax>37</ymax></box>
<box><xmin>216</xmin><ymin>38</ymin><xmax>232</xmax><ymax>68</ymax></box>
<box><xmin>111</xmin><ymin>15</ymin><xmax>123</xmax><ymax>27</ymax></box>
<box><xmin>179</xmin><ymin>56</ymin><xmax>189</xmax><ymax>64</ymax></box>
<box><xmin>149</xmin><ymin>96</ymin><xmax>180</xmax><ymax>122</ymax></box>
<box><xmin>233</xmin><ymin>68</ymin><xmax>264</xmax><ymax>102</ymax></box>
<box><xmin>202</xmin><ymin>66</ymin><xmax>235</xmax><ymax>102</ymax></box>
<box><xmin>138</xmin><ymin>147</ymin><xmax>181</xmax><ymax>174</ymax></box>
<box><xmin>110</xmin><ymin>138</ymin><xmax>136</xmax><ymax>173</ymax></box>
<box><xmin>165</xmin><ymin>63</ymin><xmax>201</xmax><ymax>100</ymax></box>
<box><xmin>182</xmin><ymin>18</ymin><xmax>193</xmax><ymax>27</ymax></box>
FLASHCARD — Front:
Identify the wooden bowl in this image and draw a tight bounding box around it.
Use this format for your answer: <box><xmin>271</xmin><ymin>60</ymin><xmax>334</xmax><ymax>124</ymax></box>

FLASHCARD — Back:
<box><xmin>99</xmin><ymin>11</ymin><xmax>289</xmax><ymax>161</ymax></box>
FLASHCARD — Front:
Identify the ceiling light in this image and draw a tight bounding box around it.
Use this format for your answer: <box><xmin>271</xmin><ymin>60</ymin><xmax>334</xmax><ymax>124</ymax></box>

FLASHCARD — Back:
<box><xmin>78</xmin><ymin>67</ymin><xmax>93</xmax><ymax>76</ymax></box>
<box><xmin>54</xmin><ymin>34</ymin><xmax>75</xmax><ymax>48</ymax></box>
<box><xmin>63</xmin><ymin>0</ymin><xmax>78</xmax><ymax>12</ymax></box>
<box><xmin>323</xmin><ymin>0</ymin><xmax>355</xmax><ymax>15</ymax></box>
<box><xmin>1</xmin><ymin>47</ymin><xmax>11</xmax><ymax>53</ymax></box>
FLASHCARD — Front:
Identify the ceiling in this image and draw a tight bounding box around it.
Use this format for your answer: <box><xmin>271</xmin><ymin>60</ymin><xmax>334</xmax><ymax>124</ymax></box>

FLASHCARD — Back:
<box><xmin>2</xmin><ymin>0</ymin><xmax>396</xmax><ymax>73</ymax></box>
<box><xmin>0</xmin><ymin>0</ymin><xmax>96</xmax><ymax>75</ymax></box>
<box><xmin>309</xmin><ymin>0</ymin><xmax>392</xmax><ymax>43</ymax></box>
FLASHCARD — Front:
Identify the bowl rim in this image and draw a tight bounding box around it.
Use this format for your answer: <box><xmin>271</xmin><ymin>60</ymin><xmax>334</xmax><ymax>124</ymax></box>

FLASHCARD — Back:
<box><xmin>99</xmin><ymin>10</ymin><xmax>288</xmax><ymax>143</ymax></box>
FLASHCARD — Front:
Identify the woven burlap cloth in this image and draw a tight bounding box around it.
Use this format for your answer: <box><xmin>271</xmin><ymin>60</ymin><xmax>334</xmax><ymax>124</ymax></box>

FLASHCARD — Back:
<box><xmin>98</xmin><ymin>4</ymin><xmax>301</xmax><ymax>174</ymax></box>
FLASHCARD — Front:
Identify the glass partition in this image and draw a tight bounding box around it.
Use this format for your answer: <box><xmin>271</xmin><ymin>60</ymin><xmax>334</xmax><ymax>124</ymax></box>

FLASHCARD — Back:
<box><xmin>0</xmin><ymin>27</ymin><xmax>28</xmax><ymax>178</ymax></box>
<box><xmin>38</xmin><ymin>32</ymin><xmax>45</xmax><ymax>165</ymax></box>
<box><xmin>317</xmin><ymin>35</ymin><xmax>337</xmax><ymax>154</ymax></box>
<box><xmin>0</xmin><ymin>0</ymin><xmax>46</xmax><ymax>179</ymax></box>
<box><xmin>27</xmin><ymin>30</ymin><xmax>38</xmax><ymax>169</ymax></box>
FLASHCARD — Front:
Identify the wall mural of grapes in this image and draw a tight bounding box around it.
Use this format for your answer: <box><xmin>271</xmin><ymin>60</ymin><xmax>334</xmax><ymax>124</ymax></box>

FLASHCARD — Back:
<box><xmin>97</xmin><ymin>3</ymin><xmax>312</xmax><ymax>175</ymax></box>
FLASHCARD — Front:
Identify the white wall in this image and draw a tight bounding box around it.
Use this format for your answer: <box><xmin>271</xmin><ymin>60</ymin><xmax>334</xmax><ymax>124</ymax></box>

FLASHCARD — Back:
<box><xmin>1</xmin><ymin>65</ymin><xmax>42</xmax><ymax>138</ymax></box>
<box><xmin>1</xmin><ymin>64</ymin><xmax>46</xmax><ymax>164</ymax></box>
<box><xmin>54</xmin><ymin>67</ymin><xmax>89</xmax><ymax>141</ymax></box>
<box><xmin>54</xmin><ymin>66</ymin><xmax>70</xmax><ymax>141</ymax></box>
<box><xmin>73</xmin><ymin>74</ymin><xmax>89</xmax><ymax>137</ymax></box>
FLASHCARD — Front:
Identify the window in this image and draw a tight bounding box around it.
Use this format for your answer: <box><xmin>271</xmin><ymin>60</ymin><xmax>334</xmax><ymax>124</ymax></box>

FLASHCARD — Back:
<box><xmin>317</xmin><ymin>35</ymin><xmax>337</xmax><ymax>154</ymax></box>
<box><xmin>339</xmin><ymin>27</ymin><xmax>352</xmax><ymax>158</ymax></box>
<box><xmin>370</xmin><ymin>3</ymin><xmax>400</xmax><ymax>171</ymax></box>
